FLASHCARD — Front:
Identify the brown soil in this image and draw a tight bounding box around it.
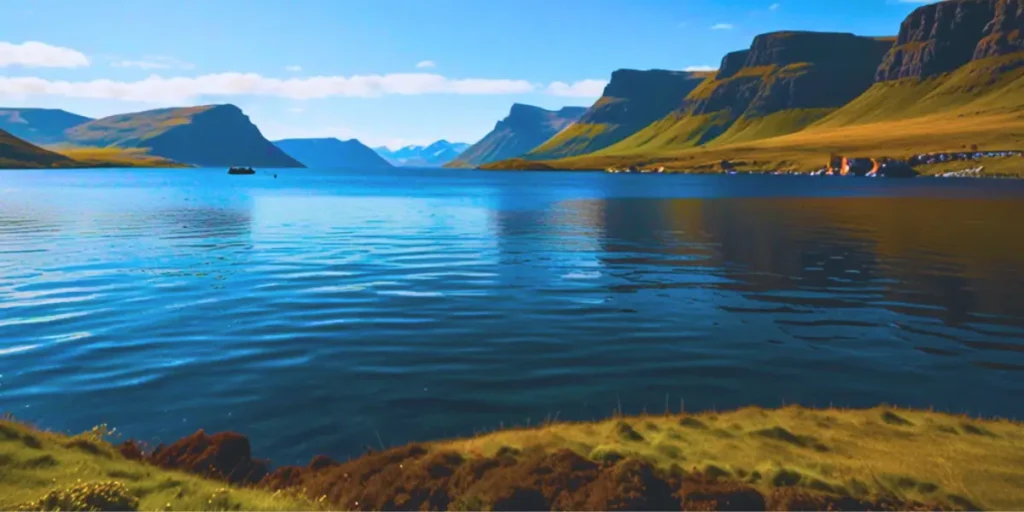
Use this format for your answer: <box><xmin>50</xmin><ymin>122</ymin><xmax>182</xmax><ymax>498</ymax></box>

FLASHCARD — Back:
<box><xmin>118</xmin><ymin>431</ymin><xmax>946</xmax><ymax>511</ymax></box>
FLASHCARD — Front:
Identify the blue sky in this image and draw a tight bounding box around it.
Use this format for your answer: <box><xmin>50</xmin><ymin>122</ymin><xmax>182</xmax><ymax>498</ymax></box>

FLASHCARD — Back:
<box><xmin>1</xmin><ymin>0</ymin><xmax>932</xmax><ymax>149</ymax></box>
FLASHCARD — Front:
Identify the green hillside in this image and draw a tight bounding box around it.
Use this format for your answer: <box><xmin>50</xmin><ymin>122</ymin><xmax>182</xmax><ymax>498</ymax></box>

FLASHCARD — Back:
<box><xmin>484</xmin><ymin>0</ymin><xmax>1024</xmax><ymax>174</ymax></box>
<box><xmin>65</xmin><ymin>105</ymin><xmax>304</xmax><ymax>168</ymax></box>
<box><xmin>589</xmin><ymin>32</ymin><xmax>893</xmax><ymax>157</ymax></box>
<box><xmin>523</xmin><ymin>70</ymin><xmax>711</xmax><ymax>160</ymax></box>
<box><xmin>0</xmin><ymin>128</ymin><xmax>76</xmax><ymax>168</ymax></box>
<box><xmin>444</xmin><ymin>104</ymin><xmax>586</xmax><ymax>168</ymax></box>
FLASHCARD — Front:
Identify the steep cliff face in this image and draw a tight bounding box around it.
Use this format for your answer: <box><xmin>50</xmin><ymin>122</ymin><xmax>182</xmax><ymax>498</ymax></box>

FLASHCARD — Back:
<box><xmin>523</xmin><ymin>69</ymin><xmax>709</xmax><ymax>159</ymax></box>
<box><xmin>974</xmin><ymin>0</ymin><xmax>1024</xmax><ymax>59</ymax></box>
<box><xmin>602</xmin><ymin>31</ymin><xmax>893</xmax><ymax>153</ymax></box>
<box><xmin>717</xmin><ymin>50</ymin><xmax>750</xmax><ymax>80</ymax></box>
<box><xmin>876</xmin><ymin>0</ymin><xmax>1023</xmax><ymax>81</ymax></box>
<box><xmin>443</xmin><ymin>104</ymin><xmax>587</xmax><ymax>168</ymax></box>
<box><xmin>64</xmin><ymin>105</ymin><xmax>303</xmax><ymax>168</ymax></box>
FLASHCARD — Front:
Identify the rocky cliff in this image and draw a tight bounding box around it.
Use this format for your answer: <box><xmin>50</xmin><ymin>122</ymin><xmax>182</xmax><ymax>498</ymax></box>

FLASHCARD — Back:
<box><xmin>64</xmin><ymin>105</ymin><xmax>303</xmax><ymax>168</ymax></box>
<box><xmin>444</xmin><ymin>104</ymin><xmax>586</xmax><ymax>168</ymax></box>
<box><xmin>523</xmin><ymin>69</ymin><xmax>710</xmax><ymax>160</ymax></box>
<box><xmin>600</xmin><ymin>31</ymin><xmax>894</xmax><ymax>153</ymax></box>
<box><xmin>717</xmin><ymin>50</ymin><xmax>750</xmax><ymax>79</ymax></box>
<box><xmin>876</xmin><ymin>0</ymin><xmax>1023</xmax><ymax>81</ymax></box>
<box><xmin>274</xmin><ymin>138</ymin><xmax>393</xmax><ymax>169</ymax></box>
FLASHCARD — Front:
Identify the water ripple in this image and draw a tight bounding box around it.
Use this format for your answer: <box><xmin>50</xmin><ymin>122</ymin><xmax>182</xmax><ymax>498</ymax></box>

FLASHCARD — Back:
<box><xmin>0</xmin><ymin>169</ymin><xmax>1023</xmax><ymax>464</ymax></box>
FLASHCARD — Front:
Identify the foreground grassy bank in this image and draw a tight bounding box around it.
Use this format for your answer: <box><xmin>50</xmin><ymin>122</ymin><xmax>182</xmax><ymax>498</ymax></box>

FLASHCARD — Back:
<box><xmin>3</xmin><ymin>406</ymin><xmax>1023</xmax><ymax>510</ymax></box>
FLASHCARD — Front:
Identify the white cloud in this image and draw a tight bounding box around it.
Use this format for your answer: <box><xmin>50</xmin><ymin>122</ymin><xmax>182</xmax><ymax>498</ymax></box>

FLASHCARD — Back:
<box><xmin>0</xmin><ymin>72</ymin><xmax>538</xmax><ymax>102</ymax></box>
<box><xmin>286</xmin><ymin>107</ymin><xmax>305</xmax><ymax>113</ymax></box>
<box><xmin>769</xmin><ymin>3</ymin><xmax>780</xmax><ymax>10</ymax></box>
<box><xmin>545</xmin><ymin>79</ymin><xmax>607</xmax><ymax>98</ymax></box>
<box><xmin>711</xmin><ymin>23</ymin><xmax>734</xmax><ymax>30</ymax></box>
<box><xmin>684</xmin><ymin>65</ymin><xmax>717</xmax><ymax>71</ymax></box>
<box><xmin>0</xmin><ymin>41</ymin><xmax>90</xmax><ymax>68</ymax></box>
<box><xmin>415</xmin><ymin>60</ymin><xmax>436</xmax><ymax>69</ymax></box>
<box><xmin>285</xmin><ymin>65</ymin><xmax>302</xmax><ymax>72</ymax></box>
<box><xmin>111</xmin><ymin>56</ymin><xmax>194</xmax><ymax>70</ymax></box>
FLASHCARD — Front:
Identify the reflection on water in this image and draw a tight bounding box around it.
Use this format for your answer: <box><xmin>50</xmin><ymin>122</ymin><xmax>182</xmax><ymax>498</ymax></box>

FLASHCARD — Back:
<box><xmin>0</xmin><ymin>169</ymin><xmax>1022</xmax><ymax>465</ymax></box>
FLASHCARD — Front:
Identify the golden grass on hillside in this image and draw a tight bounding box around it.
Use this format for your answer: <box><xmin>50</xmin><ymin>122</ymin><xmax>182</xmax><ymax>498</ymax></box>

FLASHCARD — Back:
<box><xmin>484</xmin><ymin>54</ymin><xmax>1024</xmax><ymax>173</ymax></box>
<box><xmin>0</xmin><ymin>420</ymin><xmax>310</xmax><ymax>511</ymax></box>
<box><xmin>3</xmin><ymin>406</ymin><xmax>1024</xmax><ymax>510</ymax></box>
<box><xmin>49</xmin><ymin>146</ymin><xmax>188</xmax><ymax>168</ymax></box>
<box><xmin>438</xmin><ymin>406</ymin><xmax>1024</xmax><ymax>510</ymax></box>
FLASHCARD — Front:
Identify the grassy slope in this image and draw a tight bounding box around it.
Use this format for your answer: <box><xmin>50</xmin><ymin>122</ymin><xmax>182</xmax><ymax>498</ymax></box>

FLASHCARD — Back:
<box><xmin>484</xmin><ymin>54</ymin><xmax>1024</xmax><ymax>173</ymax></box>
<box><xmin>64</xmin><ymin>106</ymin><xmax>214</xmax><ymax>147</ymax></box>
<box><xmin>4</xmin><ymin>406</ymin><xmax>1023</xmax><ymax>510</ymax></box>
<box><xmin>439</xmin><ymin>406</ymin><xmax>1024</xmax><ymax>510</ymax></box>
<box><xmin>0</xmin><ymin>129</ymin><xmax>75</xmax><ymax>169</ymax></box>
<box><xmin>49</xmin><ymin>146</ymin><xmax>188</xmax><ymax>168</ymax></box>
<box><xmin>525</xmin><ymin>72</ymin><xmax>714</xmax><ymax>160</ymax></box>
<box><xmin>0</xmin><ymin>421</ymin><xmax>309</xmax><ymax>511</ymax></box>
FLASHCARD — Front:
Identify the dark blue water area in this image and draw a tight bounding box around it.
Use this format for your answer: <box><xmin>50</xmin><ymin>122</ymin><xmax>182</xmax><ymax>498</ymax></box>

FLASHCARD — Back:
<box><xmin>1</xmin><ymin>167</ymin><xmax>1023</xmax><ymax>465</ymax></box>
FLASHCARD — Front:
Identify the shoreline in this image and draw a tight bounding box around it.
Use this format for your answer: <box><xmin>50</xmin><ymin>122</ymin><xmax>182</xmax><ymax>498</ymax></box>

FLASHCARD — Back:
<box><xmin>4</xmin><ymin>405</ymin><xmax>1023</xmax><ymax>510</ymax></box>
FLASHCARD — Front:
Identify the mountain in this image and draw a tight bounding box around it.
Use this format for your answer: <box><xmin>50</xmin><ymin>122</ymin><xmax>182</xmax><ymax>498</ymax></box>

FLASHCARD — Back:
<box><xmin>590</xmin><ymin>32</ymin><xmax>893</xmax><ymax>155</ymax></box>
<box><xmin>374</xmin><ymin>140</ymin><xmax>470</xmax><ymax>167</ymax></box>
<box><xmin>274</xmin><ymin>138</ymin><xmax>394</xmax><ymax>169</ymax></box>
<box><xmin>443</xmin><ymin>104</ymin><xmax>587</xmax><ymax>168</ymax></box>
<box><xmin>521</xmin><ymin>70</ymin><xmax>710</xmax><ymax>160</ymax></box>
<box><xmin>484</xmin><ymin>0</ymin><xmax>1024</xmax><ymax>174</ymax></box>
<box><xmin>0</xmin><ymin>108</ymin><xmax>93</xmax><ymax>144</ymax></box>
<box><xmin>63</xmin><ymin>104</ymin><xmax>303</xmax><ymax>168</ymax></box>
<box><xmin>0</xmin><ymin>128</ymin><xmax>76</xmax><ymax>168</ymax></box>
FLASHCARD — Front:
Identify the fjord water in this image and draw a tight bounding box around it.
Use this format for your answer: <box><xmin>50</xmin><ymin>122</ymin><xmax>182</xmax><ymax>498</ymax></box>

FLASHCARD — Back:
<box><xmin>2</xmin><ymin>168</ymin><xmax>1023</xmax><ymax>464</ymax></box>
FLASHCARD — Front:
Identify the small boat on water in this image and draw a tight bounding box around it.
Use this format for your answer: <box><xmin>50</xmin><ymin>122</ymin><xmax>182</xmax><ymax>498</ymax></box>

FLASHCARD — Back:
<box><xmin>228</xmin><ymin>166</ymin><xmax>255</xmax><ymax>175</ymax></box>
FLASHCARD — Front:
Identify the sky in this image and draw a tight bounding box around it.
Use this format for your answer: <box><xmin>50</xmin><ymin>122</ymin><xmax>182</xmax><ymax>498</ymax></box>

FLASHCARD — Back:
<box><xmin>1</xmin><ymin>0</ymin><xmax>935</xmax><ymax>149</ymax></box>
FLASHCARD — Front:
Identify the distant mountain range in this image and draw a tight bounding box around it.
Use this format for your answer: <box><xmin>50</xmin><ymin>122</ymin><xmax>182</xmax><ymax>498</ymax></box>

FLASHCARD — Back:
<box><xmin>274</xmin><ymin>138</ymin><xmax>393</xmax><ymax>169</ymax></box>
<box><xmin>374</xmin><ymin>140</ymin><xmax>470</xmax><ymax>167</ymax></box>
<box><xmin>444</xmin><ymin>104</ymin><xmax>587</xmax><ymax>168</ymax></box>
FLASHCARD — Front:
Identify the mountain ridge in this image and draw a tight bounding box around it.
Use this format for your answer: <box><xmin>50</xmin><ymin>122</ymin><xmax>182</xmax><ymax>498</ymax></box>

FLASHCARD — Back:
<box><xmin>443</xmin><ymin>104</ymin><xmax>587</xmax><ymax>168</ymax></box>
<box><xmin>483</xmin><ymin>0</ymin><xmax>1024</xmax><ymax>174</ymax></box>
<box><xmin>375</xmin><ymin>140</ymin><xmax>470</xmax><ymax>166</ymax></box>
<box><xmin>274</xmin><ymin>138</ymin><xmax>393</xmax><ymax>169</ymax></box>
<box><xmin>64</xmin><ymin>104</ymin><xmax>303</xmax><ymax>168</ymax></box>
<box><xmin>0</xmin><ymin>108</ymin><xmax>93</xmax><ymax>144</ymax></box>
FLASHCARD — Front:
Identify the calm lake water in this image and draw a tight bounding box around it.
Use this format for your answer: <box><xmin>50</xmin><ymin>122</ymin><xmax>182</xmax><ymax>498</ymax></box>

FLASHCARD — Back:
<box><xmin>1</xmin><ymin>167</ymin><xmax>1023</xmax><ymax>465</ymax></box>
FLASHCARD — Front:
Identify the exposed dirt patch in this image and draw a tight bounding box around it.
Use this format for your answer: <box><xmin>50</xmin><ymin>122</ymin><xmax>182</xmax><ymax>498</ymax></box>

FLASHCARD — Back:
<box><xmin>119</xmin><ymin>429</ymin><xmax>949</xmax><ymax>511</ymax></box>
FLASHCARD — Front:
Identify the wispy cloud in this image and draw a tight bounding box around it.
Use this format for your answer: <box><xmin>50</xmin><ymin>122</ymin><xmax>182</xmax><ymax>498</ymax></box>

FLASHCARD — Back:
<box><xmin>545</xmin><ymin>79</ymin><xmax>607</xmax><ymax>97</ymax></box>
<box><xmin>0</xmin><ymin>72</ymin><xmax>560</xmax><ymax>101</ymax></box>
<box><xmin>286</xmin><ymin>107</ymin><xmax>305</xmax><ymax>113</ymax></box>
<box><xmin>415</xmin><ymin>60</ymin><xmax>436</xmax><ymax>69</ymax></box>
<box><xmin>285</xmin><ymin>65</ymin><xmax>302</xmax><ymax>72</ymax></box>
<box><xmin>0</xmin><ymin>41</ymin><xmax>89</xmax><ymax>68</ymax></box>
<box><xmin>711</xmin><ymin>23</ymin><xmax>734</xmax><ymax>30</ymax></box>
<box><xmin>111</xmin><ymin>56</ymin><xmax>194</xmax><ymax>70</ymax></box>
<box><xmin>769</xmin><ymin>3</ymin><xmax>780</xmax><ymax>10</ymax></box>
<box><xmin>685</xmin><ymin>65</ymin><xmax>717</xmax><ymax>72</ymax></box>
